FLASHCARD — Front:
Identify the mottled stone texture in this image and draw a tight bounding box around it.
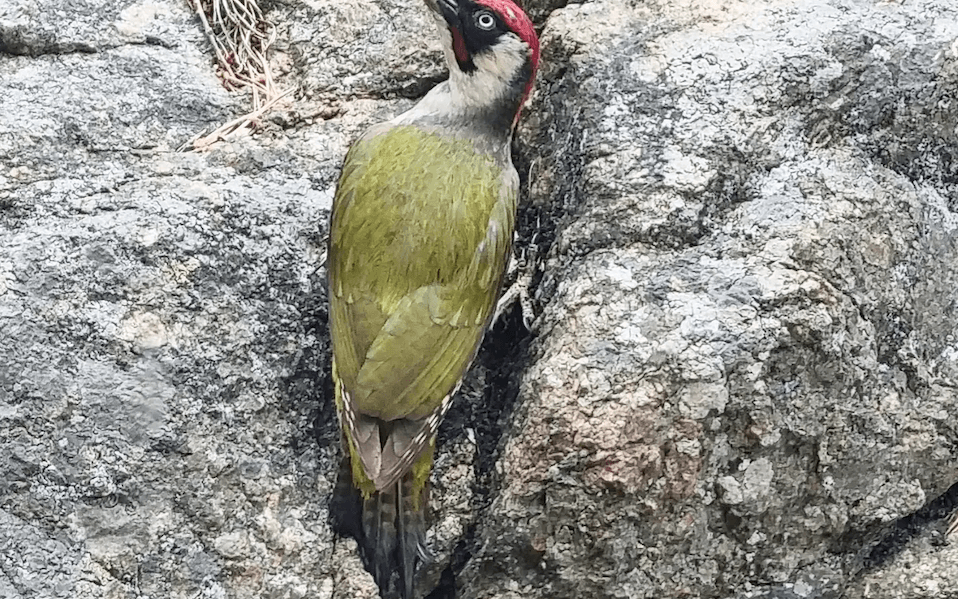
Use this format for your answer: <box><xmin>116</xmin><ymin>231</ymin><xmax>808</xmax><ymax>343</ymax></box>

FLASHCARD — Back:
<box><xmin>1</xmin><ymin>1</ymin><xmax>338</xmax><ymax>598</ymax></box>
<box><xmin>1</xmin><ymin>0</ymin><xmax>956</xmax><ymax>598</ymax></box>
<box><xmin>461</xmin><ymin>1</ymin><xmax>958</xmax><ymax>598</ymax></box>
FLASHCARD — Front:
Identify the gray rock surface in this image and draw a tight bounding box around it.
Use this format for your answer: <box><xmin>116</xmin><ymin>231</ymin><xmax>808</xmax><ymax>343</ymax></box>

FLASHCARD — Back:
<box><xmin>1</xmin><ymin>1</ymin><xmax>337</xmax><ymax>598</ymax></box>
<box><xmin>1</xmin><ymin>0</ymin><xmax>957</xmax><ymax>598</ymax></box>
<box><xmin>460</xmin><ymin>0</ymin><xmax>958</xmax><ymax>597</ymax></box>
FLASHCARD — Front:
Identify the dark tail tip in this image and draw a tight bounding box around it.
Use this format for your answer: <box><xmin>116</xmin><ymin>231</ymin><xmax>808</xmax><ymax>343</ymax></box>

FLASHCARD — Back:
<box><xmin>397</xmin><ymin>478</ymin><xmax>427</xmax><ymax>599</ymax></box>
<box><xmin>331</xmin><ymin>459</ymin><xmax>430</xmax><ymax>599</ymax></box>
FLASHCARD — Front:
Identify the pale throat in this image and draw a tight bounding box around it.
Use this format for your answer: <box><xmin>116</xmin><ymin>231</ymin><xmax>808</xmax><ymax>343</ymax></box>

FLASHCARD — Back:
<box><xmin>444</xmin><ymin>33</ymin><xmax>530</xmax><ymax>111</ymax></box>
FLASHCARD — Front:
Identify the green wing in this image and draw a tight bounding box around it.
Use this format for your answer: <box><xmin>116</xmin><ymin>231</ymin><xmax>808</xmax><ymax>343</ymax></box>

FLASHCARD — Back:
<box><xmin>329</xmin><ymin>126</ymin><xmax>516</xmax><ymax>427</ymax></box>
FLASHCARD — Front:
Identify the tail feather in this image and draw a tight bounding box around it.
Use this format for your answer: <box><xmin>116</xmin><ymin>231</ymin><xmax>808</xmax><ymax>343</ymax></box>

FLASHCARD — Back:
<box><xmin>363</xmin><ymin>485</ymin><xmax>399</xmax><ymax>591</ymax></box>
<box><xmin>333</xmin><ymin>464</ymin><xmax>431</xmax><ymax>598</ymax></box>
<box><xmin>397</xmin><ymin>475</ymin><xmax>431</xmax><ymax>598</ymax></box>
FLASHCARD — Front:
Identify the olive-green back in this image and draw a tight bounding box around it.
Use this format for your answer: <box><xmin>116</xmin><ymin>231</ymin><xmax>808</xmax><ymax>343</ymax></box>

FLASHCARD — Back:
<box><xmin>329</xmin><ymin>125</ymin><xmax>516</xmax><ymax>422</ymax></box>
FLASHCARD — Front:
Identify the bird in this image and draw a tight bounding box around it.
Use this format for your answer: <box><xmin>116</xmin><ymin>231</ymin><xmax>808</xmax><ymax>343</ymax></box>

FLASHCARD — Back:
<box><xmin>325</xmin><ymin>0</ymin><xmax>540</xmax><ymax>596</ymax></box>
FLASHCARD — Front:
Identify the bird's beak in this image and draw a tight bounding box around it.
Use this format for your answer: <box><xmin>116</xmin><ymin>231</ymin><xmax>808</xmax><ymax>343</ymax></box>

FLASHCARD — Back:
<box><xmin>425</xmin><ymin>0</ymin><xmax>461</xmax><ymax>29</ymax></box>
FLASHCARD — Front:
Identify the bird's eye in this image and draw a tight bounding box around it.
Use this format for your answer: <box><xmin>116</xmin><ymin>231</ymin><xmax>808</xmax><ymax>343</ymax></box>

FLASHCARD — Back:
<box><xmin>476</xmin><ymin>11</ymin><xmax>496</xmax><ymax>30</ymax></box>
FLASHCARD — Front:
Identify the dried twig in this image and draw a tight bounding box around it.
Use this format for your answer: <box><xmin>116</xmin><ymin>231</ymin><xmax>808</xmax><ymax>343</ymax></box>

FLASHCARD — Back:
<box><xmin>184</xmin><ymin>0</ymin><xmax>292</xmax><ymax>150</ymax></box>
<box><xmin>187</xmin><ymin>86</ymin><xmax>296</xmax><ymax>150</ymax></box>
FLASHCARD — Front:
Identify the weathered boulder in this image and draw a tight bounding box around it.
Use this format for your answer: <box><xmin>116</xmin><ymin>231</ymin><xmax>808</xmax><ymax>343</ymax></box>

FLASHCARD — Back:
<box><xmin>461</xmin><ymin>0</ymin><xmax>958</xmax><ymax>597</ymax></box>
<box><xmin>1</xmin><ymin>1</ymin><xmax>338</xmax><ymax>598</ymax></box>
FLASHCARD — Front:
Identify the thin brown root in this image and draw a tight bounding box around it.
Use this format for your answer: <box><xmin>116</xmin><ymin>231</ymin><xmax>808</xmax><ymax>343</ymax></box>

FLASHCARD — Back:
<box><xmin>185</xmin><ymin>86</ymin><xmax>296</xmax><ymax>150</ymax></box>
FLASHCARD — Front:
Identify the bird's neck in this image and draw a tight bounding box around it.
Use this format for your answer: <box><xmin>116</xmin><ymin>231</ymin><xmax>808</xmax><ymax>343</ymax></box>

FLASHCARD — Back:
<box><xmin>395</xmin><ymin>82</ymin><xmax>520</xmax><ymax>157</ymax></box>
<box><xmin>446</xmin><ymin>43</ymin><xmax>531</xmax><ymax>116</ymax></box>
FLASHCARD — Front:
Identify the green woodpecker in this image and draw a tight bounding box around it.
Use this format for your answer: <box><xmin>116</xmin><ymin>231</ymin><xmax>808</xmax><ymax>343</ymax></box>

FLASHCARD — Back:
<box><xmin>327</xmin><ymin>0</ymin><xmax>539</xmax><ymax>596</ymax></box>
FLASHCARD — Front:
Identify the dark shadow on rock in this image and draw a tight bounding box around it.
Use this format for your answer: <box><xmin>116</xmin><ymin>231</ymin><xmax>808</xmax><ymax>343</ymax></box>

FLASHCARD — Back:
<box><xmin>858</xmin><ymin>479</ymin><xmax>958</xmax><ymax>572</ymax></box>
<box><xmin>427</xmin><ymin>298</ymin><xmax>535</xmax><ymax>599</ymax></box>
